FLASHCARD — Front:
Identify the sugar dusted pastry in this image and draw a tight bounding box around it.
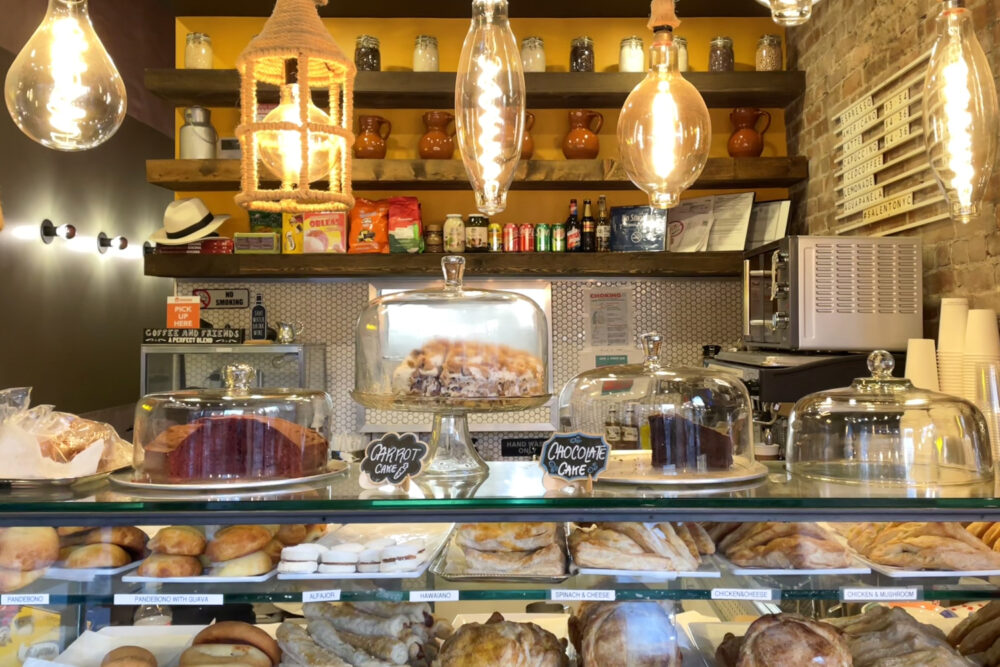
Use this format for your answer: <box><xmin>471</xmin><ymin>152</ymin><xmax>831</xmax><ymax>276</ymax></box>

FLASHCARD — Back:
<box><xmin>392</xmin><ymin>339</ymin><xmax>544</xmax><ymax>399</ymax></box>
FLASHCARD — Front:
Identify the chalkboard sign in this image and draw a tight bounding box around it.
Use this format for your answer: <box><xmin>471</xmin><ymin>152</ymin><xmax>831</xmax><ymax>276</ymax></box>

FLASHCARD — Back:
<box><xmin>360</xmin><ymin>433</ymin><xmax>429</xmax><ymax>486</ymax></box>
<box><xmin>539</xmin><ymin>432</ymin><xmax>610</xmax><ymax>482</ymax></box>
<box><xmin>143</xmin><ymin>328</ymin><xmax>244</xmax><ymax>344</ymax></box>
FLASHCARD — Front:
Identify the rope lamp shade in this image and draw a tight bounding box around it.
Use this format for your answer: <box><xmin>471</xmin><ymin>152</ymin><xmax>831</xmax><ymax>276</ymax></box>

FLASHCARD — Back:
<box><xmin>234</xmin><ymin>0</ymin><xmax>356</xmax><ymax>213</ymax></box>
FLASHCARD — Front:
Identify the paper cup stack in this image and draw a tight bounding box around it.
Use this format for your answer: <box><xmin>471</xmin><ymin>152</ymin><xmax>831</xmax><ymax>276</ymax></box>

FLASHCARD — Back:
<box><xmin>904</xmin><ymin>338</ymin><xmax>940</xmax><ymax>391</ymax></box>
<box><xmin>963</xmin><ymin>309</ymin><xmax>1000</xmax><ymax>401</ymax></box>
<box><xmin>937</xmin><ymin>298</ymin><xmax>969</xmax><ymax>397</ymax></box>
<box><xmin>971</xmin><ymin>361</ymin><xmax>1000</xmax><ymax>462</ymax></box>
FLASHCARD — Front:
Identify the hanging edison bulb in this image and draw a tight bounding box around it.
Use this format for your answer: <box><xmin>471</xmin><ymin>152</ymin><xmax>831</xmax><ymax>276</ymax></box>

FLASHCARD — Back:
<box><xmin>768</xmin><ymin>0</ymin><xmax>814</xmax><ymax>26</ymax></box>
<box><xmin>617</xmin><ymin>27</ymin><xmax>711</xmax><ymax>209</ymax></box>
<box><xmin>455</xmin><ymin>0</ymin><xmax>525</xmax><ymax>216</ymax></box>
<box><xmin>257</xmin><ymin>63</ymin><xmax>333</xmax><ymax>188</ymax></box>
<box><xmin>4</xmin><ymin>0</ymin><xmax>126</xmax><ymax>151</ymax></box>
<box><xmin>923</xmin><ymin>0</ymin><xmax>999</xmax><ymax>224</ymax></box>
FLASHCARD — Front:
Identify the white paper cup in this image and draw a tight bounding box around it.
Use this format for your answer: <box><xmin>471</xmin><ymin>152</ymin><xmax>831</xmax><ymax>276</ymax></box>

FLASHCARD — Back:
<box><xmin>938</xmin><ymin>351</ymin><xmax>966</xmax><ymax>396</ymax></box>
<box><xmin>905</xmin><ymin>339</ymin><xmax>939</xmax><ymax>391</ymax></box>
<box><xmin>938</xmin><ymin>298</ymin><xmax>969</xmax><ymax>353</ymax></box>
<box><xmin>964</xmin><ymin>309</ymin><xmax>1000</xmax><ymax>357</ymax></box>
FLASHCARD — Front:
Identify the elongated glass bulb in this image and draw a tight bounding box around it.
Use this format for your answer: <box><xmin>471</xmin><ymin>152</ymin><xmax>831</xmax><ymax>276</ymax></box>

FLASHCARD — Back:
<box><xmin>923</xmin><ymin>0</ymin><xmax>999</xmax><ymax>224</ymax></box>
<box><xmin>4</xmin><ymin>0</ymin><xmax>126</xmax><ymax>151</ymax></box>
<box><xmin>258</xmin><ymin>83</ymin><xmax>333</xmax><ymax>188</ymax></box>
<box><xmin>455</xmin><ymin>0</ymin><xmax>525</xmax><ymax>216</ymax></box>
<box><xmin>769</xmin><ymin>0</ymin><xmax>813</xmax><ymax>26</ymax></box>
<box><xmin>617</xmin><ymin>28</ymin><xmax>711</xmax><ymax>209</ymax></box>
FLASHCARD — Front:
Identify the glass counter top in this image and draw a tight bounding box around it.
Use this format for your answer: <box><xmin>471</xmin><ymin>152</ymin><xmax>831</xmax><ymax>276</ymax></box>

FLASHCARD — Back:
<box><xmin>3</xmin><ymin>462</ymin><xmax>1000</xmax><ymax>524</ymax></box>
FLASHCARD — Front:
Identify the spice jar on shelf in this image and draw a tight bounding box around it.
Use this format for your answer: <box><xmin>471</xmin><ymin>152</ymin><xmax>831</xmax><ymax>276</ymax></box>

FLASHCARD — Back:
<box><xmin>708</xmin><ymin>36</ymin><xmax>734</xmax><ymax>72</ymax></box>
<box><xmin>521</xmin><ymin>36</ymin><xmax>546</xmax><ymax>73</ymax></box>
<box><xmin>619</xmin><ymin>36</ymin><xmax>644</xmax><ymax>73</ymax></box>
<box><xmin>355</xmin><ymin>35</ymin><xmax>381</xmax><ymax>72</ymax></box>
<box><xmin>424</xmin><ymin>222</ymin><xmax>444</xmax><ymax>253</ymax></box>
<box><xmin>570</xmin><ymin>36</ymin><xmax>595</xmax><ymax>72</ymax></box>
<box><xmin>756</xmin><ymin>34</ymin><xmax>783</xmax><ymax>71</ymax></box>
<box><xmin>675</xmin><ymin>36</ymin><xmax>689</xmax><ymax>72</ymax></box>
<box><xmin>185</xmin><ymin>32</ymin><xmax>213</xmax><ymax>69</ymax></box>
<box><xmin>413</xmin><ymin>35</ymin><xmax>439</xmax><ymax>72</ymax></box>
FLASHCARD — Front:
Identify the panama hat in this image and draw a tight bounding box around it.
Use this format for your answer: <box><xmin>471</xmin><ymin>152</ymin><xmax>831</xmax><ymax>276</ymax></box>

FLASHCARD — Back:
<box><xmin>149</xmin><ymin>198</ymin><xmax>230</xmax><ymax>245</ymax></box>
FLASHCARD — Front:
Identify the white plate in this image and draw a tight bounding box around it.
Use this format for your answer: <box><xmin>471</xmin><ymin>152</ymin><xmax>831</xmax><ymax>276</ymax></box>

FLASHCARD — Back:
<box><xmin>599</xmin><ymin>454</ymin><xmax>768</xmax><ymax>486</ymax></box>
<box><xmin>122</xmin><ymin>569</ymin><xmax>276</xmax><ymax>584</ymax></box>
<box><xmin>109</xmin><ymin>460</ymin><xmax>348</xmax><ymax>492</ymax></box>
<box><xmin>727</xmin><ymin>557</ymin><xmax>871</xmax><ymax>577</ymax></box>
<box><xmin>276</xmin><ymin>522</ymin><xmax>453</xmax><ymax>580</ymax></box>
<box><xmin>858</xmin><ymin>557</ymin><xmax>1000</xmax><ymax>579</ymax></box>
<box><xmin>0</xmin><ymin>466</ymin><xmax>128</xmax><ymax>489</ymax></box>
<box><xmin>47</xmin><ymin>560</ymin><xmax>142</xmax><ymax>581</ymax></box>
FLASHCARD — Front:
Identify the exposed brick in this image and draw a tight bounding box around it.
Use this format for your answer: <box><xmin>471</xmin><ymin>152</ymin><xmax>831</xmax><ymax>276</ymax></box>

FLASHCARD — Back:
<box><xmin>969</xmin><ymin>235</ymin><xmax>989</xmax><ymax>263</ymax></box>
<box><xmin>952</xmin><ymin>240</ymin><xmax>970</xmax><ymax>265</ymax></box>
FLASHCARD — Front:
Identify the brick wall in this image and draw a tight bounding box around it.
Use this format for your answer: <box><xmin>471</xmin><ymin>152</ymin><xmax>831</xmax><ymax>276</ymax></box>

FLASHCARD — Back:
<box><xmin>786</xmin><ymin>0</ymin><xmax>1000</xmax><ymax>335</ymax></box>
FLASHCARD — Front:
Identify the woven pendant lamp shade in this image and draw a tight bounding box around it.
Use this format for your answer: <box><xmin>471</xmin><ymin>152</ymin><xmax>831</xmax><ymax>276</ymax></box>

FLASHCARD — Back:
<box><xmin>234</xmin><ymin>0</ymin><xmax>356</xmax><ymax>213</ymax></box>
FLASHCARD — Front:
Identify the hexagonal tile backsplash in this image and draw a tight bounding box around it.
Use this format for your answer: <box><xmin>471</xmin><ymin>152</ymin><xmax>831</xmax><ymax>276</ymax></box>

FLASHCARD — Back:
<box><xmin>176</xmin><ymin>277</ymin><xmax>741</xmax><ymax>460</ymax></box>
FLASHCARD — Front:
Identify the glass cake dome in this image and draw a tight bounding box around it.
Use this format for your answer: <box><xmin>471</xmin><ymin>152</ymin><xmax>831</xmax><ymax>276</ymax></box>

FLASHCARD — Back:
<box><xmin>132</xmin><ymin>363</ymin><xmax>333</xmax><ymax>485</ymax></box>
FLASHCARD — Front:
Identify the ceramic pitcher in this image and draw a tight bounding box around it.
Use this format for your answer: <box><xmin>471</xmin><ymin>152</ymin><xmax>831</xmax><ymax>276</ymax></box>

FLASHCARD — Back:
<box><xmin>562</xmin><ymin>109</ymin><xmax>603</xmax><ymax>159</ymax></box>
<box><xmin>419</xmin><ymin>111</ymin><xmax>456</xmax><ymax>159</ymax></box>
<box><xmin>353</xmin><ymin>115</ymin><xmax>391</xmax><ymax>159</ymax></box>
<box><xmin>727</xmin><ymin>107</ymin><xmax>771</xmax><ymax>158</ymax></box>
<box><xmin>521</xmin><ymin>111</ymin><xmax>536</xmax><ymax>160</ymax></box>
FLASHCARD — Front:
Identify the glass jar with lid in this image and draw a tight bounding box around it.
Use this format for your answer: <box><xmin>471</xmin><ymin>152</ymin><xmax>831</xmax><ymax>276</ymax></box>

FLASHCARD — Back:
<box><xmin>413</xmin><ymin>35</ymin><xmax>439</xmax><ymax>72</ymax></box>
<box><xmin>443</xmin><ymin>214</ymin><xmax>465</xmax><ymax>253</ymax></box>
<box><xmin>353</xmin><ymin>256</ymin><xmax>550</xmax><ymax>480</ymax></box>
<box><xmin>708</xmin><ymin>36</ymin><xmax>734</xmax><ymax>72</ymax></box>
<box><xmin>465</xmin><ymin>214</ymin><xmax>489</xmax><ymax>252</ymax></box>
<box><xmin>132</xmin><ymin>364</ymin><xmax>334</xmax><ymax>485</ymax></box>
<box><xmin>674</xmin><ymin>36</ymin><xmax>689</xmax><ymax>72</ymax></box>
<box><xmin>557</xmin><ymin>333</ymin><xmax>759</xmax><ymax>483</ymax></box>
<box><xmin>619</xmin><ymin>36</ymin><xmax>644</xmax><ymax>73</ymax></box>
<box><xmin>184</xmin><ymin>32</ymin><xmax>213</xmax><ymax>69</ymax></box>
<box><xmin>355</xmin><ymin>35</ymin><xmax>381</xmax><ymax>72</ymax></box>
<box><xmin>570</xmin><ymin>36</ymin><xmax>595</xmax><ymax>72</ymax></box>
<box><xmin>521</xmin><ymin>36</ymin><xmax>546</xmax><ymax>73</ymax></box>
<box><xmin>756</xmin><ymin>34</ymin><xmax>782</xmax><ymax>71</ymax></box>
<box><xmin>786</xmin><ymin>351</ymin><xmax>993</xmax><ymax>488</ymax></box>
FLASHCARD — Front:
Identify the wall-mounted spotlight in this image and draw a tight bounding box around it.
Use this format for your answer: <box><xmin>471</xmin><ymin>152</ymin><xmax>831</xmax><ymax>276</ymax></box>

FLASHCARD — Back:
<box><xmin>97</xmin><ymin>231</ymin><xmax>128</xmax><ymax>254</ymax></box>
<box><xmin>40</xmin><ymin>219</ymin><xmax>77</xmax><ymax>244</ymax></box>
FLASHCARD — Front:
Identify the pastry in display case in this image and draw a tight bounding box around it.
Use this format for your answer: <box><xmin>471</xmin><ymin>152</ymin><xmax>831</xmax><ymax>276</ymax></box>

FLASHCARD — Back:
<box><xmin>353</xmin><ymin>255</ymin><xmax>550</xmax><ymax>480</ymax></box>
<box><xmin>557</xmin><ymin>332</ymin><xmax>762</xmax><ymax>484</ymax></box>
<box><xmin>130</xmin><ymin>363</ymin><xmax>336</xmax><ymax>486</ymax></box>
<box><xmin>786</xmin><ymin>350</ymin><xmax>994</xmax><ymax>487</ymax></box>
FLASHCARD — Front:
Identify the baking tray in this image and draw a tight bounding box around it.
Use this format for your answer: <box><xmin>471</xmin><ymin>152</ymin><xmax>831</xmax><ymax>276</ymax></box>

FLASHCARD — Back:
<box><xmin>47</xmin><ymin>560</ymin><xmax>143</xmax><ymax>582</ymax></box>
<box><xmin>122</xmin><ymin>569</ymin><xmax>276</xmax><ymax>584</ymax></box>
<box><xmin>109</xmin><ymin>460</ymin><xmax>347</xmax><ymax>492</ymax></box>
<box><xmin>0</xmin><ymin>465</ymin><xmax>128</xmax><ymax>489</ymax></box>
<box><xmin>430</xmin><ymin>524</ymin><xmax>572</xmax><ymax>583</ymax></box>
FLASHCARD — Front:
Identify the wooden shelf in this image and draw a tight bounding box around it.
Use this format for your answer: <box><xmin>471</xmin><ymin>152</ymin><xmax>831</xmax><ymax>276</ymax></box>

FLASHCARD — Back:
<box><xmin>144</xmin><ymin>251</ymin><xmax>744</xmax><ymax>279</ymax></box>
<box><xmin>166</xmin><ymin>0</ymin><xmax>771</xmax><ymax>18</ymax></box>
<box><xmin>146</xmin><ymin>157</ymin><xmax>808</xmax><ymax>192</ymax></box>
<box><xmin>145</xmin><ymin>70</ymin><xmax>805</xmax><ymax>110</ymax></box>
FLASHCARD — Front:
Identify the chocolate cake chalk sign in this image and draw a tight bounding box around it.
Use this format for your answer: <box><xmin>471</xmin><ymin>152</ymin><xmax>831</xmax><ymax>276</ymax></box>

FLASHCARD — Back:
<box><xmin>539</xmin><ymin>432</ymin><xmax>610</xmax><ymax>483</ymax></box>
<box><xmin>360</xmin><ymin>432</ymin><xmax>429</xmax><ymax>488</ymax></box>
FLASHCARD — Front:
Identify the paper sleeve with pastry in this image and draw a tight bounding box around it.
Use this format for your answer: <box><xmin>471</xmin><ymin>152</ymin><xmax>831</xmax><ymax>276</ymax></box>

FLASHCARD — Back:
<box><xmin>848</xmin><ymin>522</ymin><xmax>1000</xmax><ymax>571</ymax></box>
<box><xmin>715</xmin><ymin>522</ymin><xmax>853</xmax><ymax>570</ymax></box>
<box><xmin>461</xmin><ymin>542</ymin><xmax>566</xmax><ymax>575</ymax></box>
<box><xmin>438</xmin><ymin>613</ymin><xmax>568</xmax><ymax>667</ymax></box>
<box><xmin>391</xmin><ymin>340</ymin><xmax>544</xmax><ymax>398</ymax></box>
<box><xmin>569</xmin><ymin>602</ymin><xmax>680</xmax><ymax>667</ymax></box>
<box><xmin>568</xmin><ymin>523</ymin><xmax>699</xmax><ymax>572</ymax></box>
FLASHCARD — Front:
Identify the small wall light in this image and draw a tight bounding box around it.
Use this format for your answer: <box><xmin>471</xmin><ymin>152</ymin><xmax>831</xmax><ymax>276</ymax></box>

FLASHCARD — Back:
<box><xmin>97</xmin><ymin>231</ymin><xmax>128</xmax><ymax>254</ymax></box>
<box><xmin>40</xmin><ymin>219</ymin><xmax>77</xmax><ymax>244</ymax></box>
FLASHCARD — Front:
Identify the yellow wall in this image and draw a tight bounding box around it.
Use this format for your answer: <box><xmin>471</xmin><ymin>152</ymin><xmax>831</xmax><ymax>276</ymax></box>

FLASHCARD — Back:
<box><xmin>176</xmin><ymin>16</ymin><xmax>788</xmax><ymax>235</ymax></box>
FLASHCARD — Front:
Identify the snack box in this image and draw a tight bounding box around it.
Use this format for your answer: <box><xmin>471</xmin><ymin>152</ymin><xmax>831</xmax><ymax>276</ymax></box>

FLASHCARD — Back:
<box><xmin>281</xmin><ymin>213</ymin><xmax>304</xmax><ymax>254</ymax></box>
<box><xmin>153</xmin><ymin>238</ymin><xmax>234</xmax><ymax>255</ymax></box>
<box><xmin>249</xmin><ymin>210</ymin><xmax>282</xmax><ymax>233</ymax></box>
<box><xmin>302</xmin><ymin>212</ymin><xmax>348</xmax><ymax>254</ymax></box>
<box><xmin>610</xmin><ymin>205</ymin><xmax>667</xmax><ymax>252</ymax></box>
<box><xmin>234</xmin><ymin>232</ymin><xmax>280</xmax><ymax>255</ymax></box>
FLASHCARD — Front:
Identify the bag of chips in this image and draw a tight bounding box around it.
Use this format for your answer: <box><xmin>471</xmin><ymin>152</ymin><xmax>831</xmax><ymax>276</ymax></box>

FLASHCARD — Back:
<box><xmin>388</xmin><ymin>196</ymin><xmax>424</xmax><ymax>254</ymax></box>
<box><xmin>348</xmin><ymin>198</ymin><xmax>390</xmax><ymax>254</ymax></box>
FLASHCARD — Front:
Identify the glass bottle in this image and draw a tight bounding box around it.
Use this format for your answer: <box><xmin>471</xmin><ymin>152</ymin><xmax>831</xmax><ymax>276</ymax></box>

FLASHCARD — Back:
<box><xmin>251</xmin><ymin>294</ymin><xmax>267</xmax><ymax>341</ymax></box>
<box><xmin>565</xmin><ymin>199</ymin><xmax>582</xmax><ymax>252</ymax></box>
<box><xmin>604</xmin><ymin>406</ymin><xmax>622</xmax><ymax>448</ymax></box>
<box><xmin>179</xmin><ymin>106</ymin><xmax>218</xmax><ymax>159</ymax></box>
<box><xmin>443</xmin><ymin>214</ymin><xmax>466</xmax><ymax>253</ymax></box>
<box><xmin>581</xmin><ymin>199</ymin><xmax>596</xmax><ymax>252</ymax></box>
<box><xmin>596</xmin><ymin>195</ymin><xmax>611</xmax><ymax>252</ymax></box>
<box><xmin>708</xmin><ymin>36</ymin><xmax>735</xmax><ymax>72</ymax></box>
<box><xmin>521</xmin><ymin>36</ymin><xmax>546</xmax><ymax>73</ymax></box>
<box><xmin>355</xmin><ymin>35</ymin><xmax>381</xmax><ymax>72</ymax></box>
<box><xmin>675</xmin><ymin>36</ymin><xmax>689</xmax><ymax>72</ymax></box>
<box><xmin>465</xmin><ymin>214</ymin><xmax>489</xmax><ymax>252</ymax></box>
<box><xmin>621</xmin><ymin>404</ymin><xmax>639</xmax><ymax>449</ymax></box>
<box><xmin>619</xmin><ymin>36</ymin><xmax>645</xmax><ymax>73</ymax></box>
<box><xmin>755</xmin><ymin>34</ymin><xmax>782</xmax><ymax>72</ymax></box>
<box><xmin>570</xmin><ymin>36</ymin><xmax>595</xmax><ymax>72</ymax></box>
<box><xmin>413</xmin><ymin>35</ymin><xmax>439</xmax><ymax>72</ymax></box>
<box><xmin>185</xmin><ymin>32</ymin><xmax>213</xmax><ymax>69</ymax></box>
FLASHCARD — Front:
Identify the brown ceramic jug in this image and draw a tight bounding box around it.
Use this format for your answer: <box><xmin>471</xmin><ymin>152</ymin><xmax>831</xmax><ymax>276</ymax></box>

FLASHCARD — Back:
<box><xmin>562</xmin><ymin>109</ymin><xmax>603</xmax><ymax>159</ymax></box>
<box><xmin>727</xmin><ymin>107</ymin><xmax>771</xmax><ymax>158</ymax></box>
<box><xmin>521</xmin><ymin>111</ymin><xmax>536</xmax><ymax>160</ymax></box>
<box><xmin>419</xmin><ymin>111</ymin><xmax>456</xmax><ymax>159</ymax></box>
<box><xmin>353</xmin><ymin>115</ymin><xmax>391</xmax><ymax>159</ymax></box>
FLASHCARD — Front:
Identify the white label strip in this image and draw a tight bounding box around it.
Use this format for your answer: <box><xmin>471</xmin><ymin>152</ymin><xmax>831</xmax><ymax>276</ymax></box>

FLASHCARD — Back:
<box><xmin>841</xmin><ymin>109</ymin><xmax>879</xmax><ymax>139</ymax></box>
<box><xmin>835</xmin><ymin>116</ymin><xmax>923</xmax><ymax>164</ymax></box>
<box><xmin>840</xmin><ymin>154</ymin><xmax>884</xmax><ymax>184</ymax></box>
<box><xmin>302</xmin><ymin>590</ymin><xmax>342</xmax><ymax>603</ymax></box>
<box><xmin>841</xmin><ymin>188</ymin><xmax>885</xmax><ymax>216</ymax></box>
<box><xmin>837</xmin><ymin>147</ymin><xmax>927</xmax><ymax>187</ymax></box>
<box><xmin>882</xmin><ymin>88</ymin><xmax>910</xmax><ymax>114</ymax></box>
<box><xmin>1</xmin><ymin>594</ymin><xmax>49</xmax><ymax>605</ymax></box>
<box><xmin>838</xmin><ymin>181</ymin><xmax>940</xmax><ymax>220</ymax></box>
<box><xmin>836</xmin><ymin>196</ymin><xmax>945</xmax><ymax>233</ymax></box>
<box><xmin>550</xmin><ymin>589</ymin><xmax>616</xmax><ymax>602</ymax></box>
<box><xmin>711</xmin><ymin>588</ymin><xmax>778</xmax><ymax>602</ymax></box>
<box><xmin>842</xmin><ymin>174</ymin><xmax>876</xmax><ymax>198</ymax></box>
<box><xmin>115</xmin><ymin>594</ymin><xmax>224</xmax><ymax>606</ymax></box>
<box><xmin>841</xmin><ymin>587</ymin><xmax>921</xmax><ymax>602</ymax></box>
<box><xmin>410</xmin><ymin>590</ymin><xmax>459</xmax><ymax>602</ymax></box>
<box><xmin>864</xmin><ymin>192</ymin><xmax>915</xmax><ymax>222</ymax></box>
<box><xmin>842</xmin><ymin>141</ymin><xmax>881</xmax><ymax>169</ymax></box>
<box><xmin>838</xmin><ymin>95</ymin><xmax>874</xmax><ymax>126</ymax></box>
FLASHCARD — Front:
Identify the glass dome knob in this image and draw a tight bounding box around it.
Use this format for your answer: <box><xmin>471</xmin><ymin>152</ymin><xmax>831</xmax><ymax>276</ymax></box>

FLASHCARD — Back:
<box><xmin>641</xmin><ymin>332</ymin><xmax>664</xmax><ymax>369</ymax></box>
<box><xmin>442</xmin><ymin>255</ymin><xmax>466</xmax><ymax>291</ymax></box>
<box><xmin>867</xmin><ymin>350</ymin><xmax>896</xmax><ymax>379</ymax></box>
<box><xmin>223</xmin><ymin>363</ymin><xmax>256</xmax><ymax>391</ymax></box>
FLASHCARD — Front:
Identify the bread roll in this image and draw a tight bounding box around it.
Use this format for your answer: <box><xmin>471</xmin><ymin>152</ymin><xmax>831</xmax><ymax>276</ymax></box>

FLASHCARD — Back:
<box><xmin>101</xmin><ymin>645</ymin><xmax>157</xmax><ymax>667</ymax></box>
<box><xmin>66</xmin><ymin>543</ymin><xmax>131</xmax><ymax>569</ymax></box>
<box><xmin>83</xmin><ymin>527</ymin><xmax>149</xmax><ymax>556</ymax></box>
<box><xmin>206</xmin><ymin>526</ymin><xmax>272</xmax><ymax>563</ymax></box>
<box><xmin>0</xmin><ymin>527</ymin><xmax>59</xmax><ymax>571</ymax></box>
<box><xmin>0</xmin><ymin>567</ymin><xmax>46</xmax><ymax>593</ymax></box>
<box><xmin>58</xmin><ymin>526</ymin><xmax>92</xmax><ymax>537</ymax></box>
<box><xmin>262</xmin><ymin>539</ymin><xmax>284</xmax><ymax>566</ymax></box>
<box><xmin>275</xmin><ymin>524</ymin><xmax>306</xmax><ymax>546</ymax></box>
<box><xmin>178</xmin><ymin>644</ymin><xmax>271</xmax><ymax>667</ymax></box>
<box><xmin>137</xmin><ymin>553</ymin><xmax>203</xmax><ymax>578</ymax></box>
<box><xmin>149</xmin><ymin>526</ymin><xmax>206</xmax><ymax>556</ymax></box>
<box><xmin>210</xmin><ymin>551</ymin><xmax>273</xmax><ymax>578</ymax></box>
<box><xmin>304</xmin><ymin>524</ymin><xmax>329</xmax><ymax>542</ymax></box>
<box><xmin>193</xmin><ymin>621</ymin><xmax>281</xmax><ymax>665</ymax></box>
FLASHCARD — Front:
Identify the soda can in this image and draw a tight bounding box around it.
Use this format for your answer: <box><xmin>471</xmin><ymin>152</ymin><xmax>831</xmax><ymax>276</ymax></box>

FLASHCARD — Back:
<box><xmin>504</xmin><ymin>224</ymin><xmax>520</xmax><ymax>252</ymax></box>
<box><xmin>487</xmin><ymin>222</ymin><xmax>503</xmax><ymax>252</ymax></box>
<box><xmin>551</xmin><ymin>223</ymin><xmax>566</xmax><ymax>252</ymax></box>
<box><xmin>534</xmin><ymin>223</ymin><xmax>551</xmax><ymax>252</ymax></box>
<box><xmin>518</xmin><ymin>224</ymin><xmax>534</xmax><ymax>252</ymax></box>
